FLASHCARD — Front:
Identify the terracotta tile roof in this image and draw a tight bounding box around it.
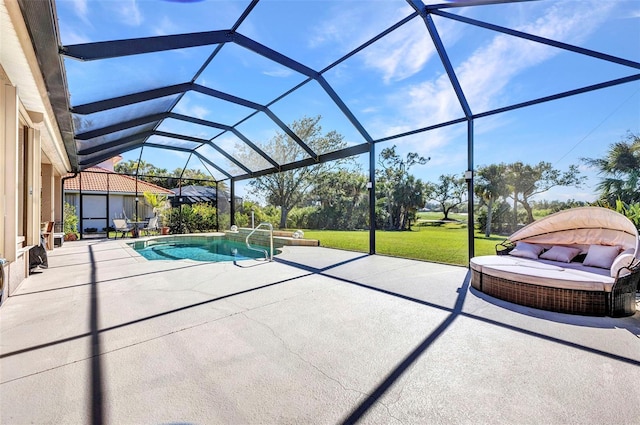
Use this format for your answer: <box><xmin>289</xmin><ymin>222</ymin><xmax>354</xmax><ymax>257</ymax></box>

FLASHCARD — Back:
<box><xmin>64</xmin><ymin>167</ymin><xmax>174</xmax><ymax>195</ymax></box>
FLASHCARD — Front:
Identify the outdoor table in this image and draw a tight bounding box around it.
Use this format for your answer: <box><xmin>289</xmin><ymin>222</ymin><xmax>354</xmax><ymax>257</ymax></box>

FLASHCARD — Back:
<box><xmin>128</xmin><ymin>221</ymin><xmax>148</xmax><ymax>238</ymax></box>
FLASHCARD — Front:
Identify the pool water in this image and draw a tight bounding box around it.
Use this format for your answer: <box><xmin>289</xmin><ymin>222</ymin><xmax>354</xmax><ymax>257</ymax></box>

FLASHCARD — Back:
<box><xmin>131</xmin><ymin>238</ymin><xmax>276</xmax><ymax>262</ymax></box>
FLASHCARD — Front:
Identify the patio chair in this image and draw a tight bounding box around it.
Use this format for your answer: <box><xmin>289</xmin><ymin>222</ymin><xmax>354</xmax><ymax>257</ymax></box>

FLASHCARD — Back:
<box><xmin>42</xmin><ymin>221</ymin><xmax>54</xmax><ymax>250</ymax></box>
<box><xmin>142</xmin><ymin>216</ymin><xmax>159</xmax><ymax>236</ymax></box>
<box><xmin>113</xmin><ymin>218</ymin><xmax>133</xmax><ymax>239</ymax></box>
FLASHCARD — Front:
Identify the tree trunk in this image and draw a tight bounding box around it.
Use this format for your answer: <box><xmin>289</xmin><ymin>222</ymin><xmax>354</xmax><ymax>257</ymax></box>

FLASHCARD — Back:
<box><xmin>521</xmin><ymin>200</ymin><xmax>535</xmax><ymax>224</ymax></box>
<box><xmin>387</xmin><ymin>196</ymin><xmax>394</xmax><ymax>230</ymax></box>
<box><xmin>279</xmin><ymin>206</ymin><xmax>288</xmax><ymax>229</ymax></box>
<box><xmin>485</xmin><ymin>197</ymin><xmax>494</xmax><ymax>237</ymax></box>
<box><xmin>512</xmin><ymin>194</ymin><xmax>518</xmax><ymax>229</ymax></box>
<box><xmin>442</xmin><ymin>204</ymin><xmax>450</xmax><ymax>220</ymax></box>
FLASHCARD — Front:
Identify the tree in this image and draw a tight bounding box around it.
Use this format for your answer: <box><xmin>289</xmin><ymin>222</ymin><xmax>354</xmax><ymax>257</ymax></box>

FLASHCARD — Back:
<box><xmin>63</xmin><ymin>202</ymin><xmax>79</xmax><ymax>239</ymax></box>
<box><xmin>582</xmin><ymin>132</ymin><xmax>640</xmax><ymax>204</ymax></box>
<box><xmin>311</xmin><ymin>169</ymin><xmax>369</xmax><ymax>229</ymax></box>
<box><xmin>115</xmin><ymin>159</ymin><xmax>172</xmax><ymax>188</ymax></box>
<box><xmin>143</xmin><ymin>191</ymin><xmax>171</xmax><ymax>228</ymax></box>
<box><xmin>115</xmin><ymin>158</ymin><xmax>227</xmax><ymax>192</ymax></box>
<box><xmin>424</xmin><ymin>174</ymin><xmax>466</xmax><ymax>221</ymax></box>
<box><xmin>238</xmin><ymin>116</ymin><xmax>351</xmax><ymax>228</ymax></box>
<box><xmin>172</xmin><ymin>168</ymin><xmax>223</xmax><ymax>189</ymax></box>
<box><xmin>115</xmin><ymin>160</ymin><xmax>167</xmax><ymax>179</ymax></box>
<box><xmin>475</xmin><ymin>163</ymin><xmax>509</xmax><ymax>237</ymax></box>
<box><xmin>505</xmin><ymin>161</ymin><xmax>585</xmax><ymax>225</ymax></box>
<box><xmin>377</xmin><ymin>146</ymin><xmax>429</xmax><ymax>230</ymax></box>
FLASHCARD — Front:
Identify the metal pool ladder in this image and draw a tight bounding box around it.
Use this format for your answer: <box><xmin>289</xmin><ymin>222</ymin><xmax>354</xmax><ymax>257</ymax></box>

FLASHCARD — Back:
<box><xmin>246</xmin><ymin>222</ymin><xmax>273</xmax><ymax>261</ymax></box>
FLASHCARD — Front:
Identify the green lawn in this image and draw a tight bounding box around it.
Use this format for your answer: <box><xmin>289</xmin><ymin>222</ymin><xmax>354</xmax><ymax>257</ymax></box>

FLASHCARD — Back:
<box><xmin>303</xmin><ymin>225</ymin><xmax>505</xmax><ymax>266</ymax></box>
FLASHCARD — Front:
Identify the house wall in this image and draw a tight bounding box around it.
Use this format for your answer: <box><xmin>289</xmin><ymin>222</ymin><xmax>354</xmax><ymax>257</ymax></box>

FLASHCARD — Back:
<box><xmin>42</xmin><ymin>164</ymin><xmax>55</xmax><ymax>223</ymax></box>
<box><xmin>109</xmin><ymin>195</ymin><xmax>125</xmax><ymax>221</ymax></box>
<box><xmin>64</xmin><ymin>192</ymin><xmax>155</xmax><ymax>237</ymax></box>
<box><xmin>41</xmin><ymin>163</ymin><xmax>55</xmax><ymax>248</ymax></box>
<box><xmin>1</xmin><ymin>80</ymin><xmax>39</xmax><ymax>301</ymax></box>
<box><xmin>1</xmin><ymin>78</ymin><xmax>27</xmax><ymax>304</ymax></box>
<box><xmin>26</xmin><ymin>124</ymin><xmax>42</xmax><ymax>247</ymax></box>
<box><xmin>0</xmin><ymin>4</ymin><xmax>69</xmax><ymax>306</ymax></box>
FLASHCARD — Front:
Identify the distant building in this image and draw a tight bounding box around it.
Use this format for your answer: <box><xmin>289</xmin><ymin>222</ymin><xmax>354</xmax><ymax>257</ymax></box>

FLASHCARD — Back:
<box><xmin>171</xmin><ymin>185</ymin><xmax>219</xmax><ymax>206</ymax></box>
<box><xmin>171</xmin><ymin>185</ymin><xmax>241</xmax><ymax>213</ymax></box>
<box><xmin>64</xmin><ymin>159</ymin><xmax>174</xmax><ymax>238</ymax></box>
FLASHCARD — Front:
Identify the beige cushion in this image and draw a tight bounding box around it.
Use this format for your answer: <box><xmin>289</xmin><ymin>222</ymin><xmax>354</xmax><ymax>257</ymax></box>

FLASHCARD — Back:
<box><xmin>583</xmin><ymin>245</ymin><xmax>621</xmax><ymax>269</ymax></box>
<box><xmin>470</xmin><ymin>255</ymin><xmax>616</xmax><ymax>292</ymax></box>
<box><xmin>539</xmin><ymin>245</ymin><xmax>582</xmax><ymax>263</ymax></box>
<box><xmin>509</xmin><ymin>242</ymin><xmax>544</xmax><ymax>260</ymax></box>
<box><xmin>470</xmin><ymin>255</ymin><xmax>562</xmax><ymax>272</ymax></box>
<box><xmin>481</xmin><ymin>265</ymin><xmax>609</xmax><ymax>291</ymax></box>
<box><xmin>610</xmin><ymin>252</ymin><xmax>636</xmax><ymax>278</ymax></box>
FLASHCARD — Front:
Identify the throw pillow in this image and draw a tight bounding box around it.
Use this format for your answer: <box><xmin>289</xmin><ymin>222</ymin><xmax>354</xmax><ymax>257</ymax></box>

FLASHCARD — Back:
<box><xmin>583</xmin><ymin>245</ymin><xmax>621</xmax><ymax>269</ymax></box>
<box><xmin>509</xmin><ymin>242</ymin><xmax>544</xmax><ymax>260</ymax></box>
<box><xmin>539</xmin><ymin>245</ymin><xmax>583</xmax><ymax>263</ymax></box>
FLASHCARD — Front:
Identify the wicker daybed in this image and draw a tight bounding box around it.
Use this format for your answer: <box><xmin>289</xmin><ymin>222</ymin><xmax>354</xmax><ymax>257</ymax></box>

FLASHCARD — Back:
<box><xmin>470</xmin><ymin>207</ymin><xmax>640</xmax><ymax>317</ymax></box>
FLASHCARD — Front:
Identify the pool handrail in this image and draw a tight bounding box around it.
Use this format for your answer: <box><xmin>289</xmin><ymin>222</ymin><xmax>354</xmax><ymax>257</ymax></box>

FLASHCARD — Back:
<box><xmin>246</xmin><ymin>222</ymin><xmax>273</xmax><ymax>261</ymax></box>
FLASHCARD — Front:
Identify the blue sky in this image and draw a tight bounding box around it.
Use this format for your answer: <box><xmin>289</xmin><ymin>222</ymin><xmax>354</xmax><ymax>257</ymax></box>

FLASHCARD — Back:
<box><xmin>57</xmin><ymin>0</ymin><xmax>640</xmax><ymax>202</ymax></box>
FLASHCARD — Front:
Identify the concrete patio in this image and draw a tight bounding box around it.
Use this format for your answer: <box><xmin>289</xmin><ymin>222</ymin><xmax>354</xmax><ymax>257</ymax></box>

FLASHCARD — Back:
<box><xmin>1</xmin><ymin>239</ymin><xmax>639</xmax><ymax>424</ymax></box>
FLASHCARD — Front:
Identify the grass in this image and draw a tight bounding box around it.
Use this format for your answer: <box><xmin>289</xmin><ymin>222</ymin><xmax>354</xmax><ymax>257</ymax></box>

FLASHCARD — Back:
<box><xmin>303</xmin><ymin>224</ymin><xmax>506</xmax><ymax>266</ymax></box>
<box><xmin>99</xmin><ymin>211</ymin><xmax>504</xmax><ymax>266</ymax></box>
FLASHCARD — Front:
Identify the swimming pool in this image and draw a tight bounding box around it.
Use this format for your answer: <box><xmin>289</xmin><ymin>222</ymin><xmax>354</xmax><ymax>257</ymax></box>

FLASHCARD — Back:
<box><xmin>129</xmin><ymin>236</ymin><xmax>279</xmax><ymax>262</ymax></box>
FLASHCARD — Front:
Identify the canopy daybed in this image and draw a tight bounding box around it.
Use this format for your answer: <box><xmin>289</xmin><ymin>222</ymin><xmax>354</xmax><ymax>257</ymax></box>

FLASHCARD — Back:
<box><xmin>470</xmin><ymin>207</ymin><xmax>640</xmax><ymax>317</ymax></box>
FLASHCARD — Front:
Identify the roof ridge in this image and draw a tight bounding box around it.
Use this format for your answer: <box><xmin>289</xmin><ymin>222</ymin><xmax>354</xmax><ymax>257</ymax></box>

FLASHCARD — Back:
<box><xmin>117</xmin><ymin>172</ymin><xmax>173</xmax><ymax>193</ymax></box>
<box><xmin>63</xmin><ymin>169</ymin><xmax>174</xmax><ymax>194</ymax></box>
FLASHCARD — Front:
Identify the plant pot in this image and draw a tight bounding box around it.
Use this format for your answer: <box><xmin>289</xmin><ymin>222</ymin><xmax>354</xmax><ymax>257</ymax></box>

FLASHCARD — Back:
<box><xmin>64</xmin><ymin>233</ymin><xmax>77</xmax><ymax>241</ymax></box>
<box><xmin>161</xmin><ymin>227</ymin><xmax>170</xmax><ymax>235</ymax></box>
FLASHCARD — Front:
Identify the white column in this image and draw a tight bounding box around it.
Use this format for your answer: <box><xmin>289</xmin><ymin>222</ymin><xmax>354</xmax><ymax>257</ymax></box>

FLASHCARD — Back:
<box><xmin>1</xmin><ymin>82</ymin><xmax>18</xmax><ymax>261</ymax></box>
<box><xmin>26</xmin><ymin>126</ymin><xmax>42</xmax><ymax>246</ymax></box>
<box><xmin>41</xmin><ymin>164</ymin><xmax>55</xmax><ymax>249</ymax></box>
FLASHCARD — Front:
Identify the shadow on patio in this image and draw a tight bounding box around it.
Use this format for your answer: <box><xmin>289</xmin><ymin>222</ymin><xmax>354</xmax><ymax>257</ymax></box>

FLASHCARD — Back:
<box><xmin>1</xmin><ymin>239</ymin><xmax>638</xmax><ymax>424</ymax></box>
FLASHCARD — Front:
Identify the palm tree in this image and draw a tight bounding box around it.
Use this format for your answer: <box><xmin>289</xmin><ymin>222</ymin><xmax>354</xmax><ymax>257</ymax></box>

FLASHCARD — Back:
<box><xmin>583</xmin><ymin>132</ymin><xmax>640</xmax><ymax>204</ymax></box>
<box><xmin>475</xmin><ymin>164</ymin><xmax>508</xmax><ymax>237</ymax></box>
<box><xmin>143</xmin><ymin>191</ymin><xmax>171</xmax><ymax>228</ymax></box>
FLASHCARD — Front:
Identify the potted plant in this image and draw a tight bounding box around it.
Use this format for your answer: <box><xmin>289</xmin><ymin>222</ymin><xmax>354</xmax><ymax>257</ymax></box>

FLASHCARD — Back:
<box><xmin>63</xmin><ymin>202</ymin><xmax>79</xmax><ymax>241</ymax></box>
<box><xmin>143</xmin><ymin>191</ymin><xmax>171</xmax><ymax>235</ymax></box>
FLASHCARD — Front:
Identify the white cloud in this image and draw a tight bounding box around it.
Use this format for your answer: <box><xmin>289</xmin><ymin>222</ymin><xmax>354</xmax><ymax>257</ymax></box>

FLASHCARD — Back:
<box><xmin>307</xmin><ymin>6</ymin><xmax>368</xmax><ymax>50</ymax></box>
<box><xmin>153</xmin><ymin>16</ymin><xmax>179</xmax><ymax>36</ymax></box>
<box><xmin>357</xmin><ymin>12</ymin><xmax>463</xmax><ymax>83</ymax></box>
<box><xmin>62</xmin><ymin>28</ymin><xmax>91</xmax><ymax>45</ymax></box>
<box><xmin>104</xmin><ymin>0</ymin><xmax>143</xmax><ymax>27</ymax></box>
<box><xmin>188</xmin><ymin>105</ymin><xmax>210</xmax><ymax>120</ymax></box>
<box><xmin>174</xmin><ymin>98</ymin><xmax>210</xmax><ymax>121</ymax></box>
<box><xmin>308</xmin><ymin>2</ymin><xmax>415</xmax><ymax>62</ymax></box>
<box><xmin>361</xmin><ymin>19</ymin><xmax>435</xmax><ymax>83</ymax></box>
<box><xmin>214</xmin><ymin>135</ymin><xmax>238</xmax><ymax>153</ymax></box>
<box><xmin>262</xmin><ymin>68</ymin><xmax>293</xmax><ymax>78</ymax></box>
<box><xmin>72</xmin><ymin>0</ymin><xmax>89</xmax><ymax>23</ymax></box>
<box><xmin>456</xmin><ymin>0</ymin><xmax>616</xmax><ymax>112</ymax></box>
<box><xmin>370</xmin><ymin>0</ymin><xmax>617</xmax><ymax>154</ymax></box>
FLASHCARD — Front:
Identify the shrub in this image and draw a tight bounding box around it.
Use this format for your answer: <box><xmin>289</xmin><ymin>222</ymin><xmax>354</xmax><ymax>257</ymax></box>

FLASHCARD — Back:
<box><xmin>63</xmin><ymin>202</ymin><xmax>79</xmax><ymax>237</ymax></box>
<box><xmin>287</xmin><ymin>206</ymin><xmax>317</xmax><ymax>229</ymax></box>
<box><xmin>476</xmin><ymin>201</ymin><xmax>513</xmax><ymax>236</ymax></box>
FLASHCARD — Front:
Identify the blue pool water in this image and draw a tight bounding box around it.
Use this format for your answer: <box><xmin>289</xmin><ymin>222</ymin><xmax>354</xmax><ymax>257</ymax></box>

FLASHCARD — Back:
<box><xmin>130</xmin><ymin>237</ymin><xmax>277</xmax><ymax>262</ymax></box>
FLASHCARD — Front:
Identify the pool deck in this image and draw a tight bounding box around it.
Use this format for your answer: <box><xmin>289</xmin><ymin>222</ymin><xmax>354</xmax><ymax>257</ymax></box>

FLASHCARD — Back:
<box><xmin>1</xmin><ymin>238</ymin><xmax>639</xmax><ymax>424</ymax></box>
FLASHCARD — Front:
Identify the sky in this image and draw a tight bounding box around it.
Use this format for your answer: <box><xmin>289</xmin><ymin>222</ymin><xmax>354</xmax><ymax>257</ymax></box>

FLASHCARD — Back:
<box><xmin>56</xmin><ymin>0</ymin><xmax>640</xmax><ymax>202</ymax></box>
